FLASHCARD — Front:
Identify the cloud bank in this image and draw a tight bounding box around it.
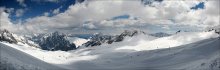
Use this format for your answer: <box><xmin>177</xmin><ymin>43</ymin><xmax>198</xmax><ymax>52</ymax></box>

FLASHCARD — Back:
<box><xmin>0</xmin><ymin>0</ymin><xmax>219</xmax><ymax>35</ymax></box>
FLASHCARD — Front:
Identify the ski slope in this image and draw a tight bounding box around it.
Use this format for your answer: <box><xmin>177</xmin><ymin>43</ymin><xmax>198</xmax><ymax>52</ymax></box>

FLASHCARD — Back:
<box><xmin>0</xmin><ymin>31</ymin><xmax>219</xmax><ymax>70</ymax></box>
<box><xmin>0</xmin><ymin>43</ymin><xmax>66</xmax><ymax>70</ymax></box>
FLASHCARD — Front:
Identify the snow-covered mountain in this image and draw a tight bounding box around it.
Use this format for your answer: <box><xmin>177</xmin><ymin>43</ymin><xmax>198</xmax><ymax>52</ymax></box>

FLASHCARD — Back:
<box><xmin>31</xmin><ymin>31</ymin><xmax>76</xmax><ymax>51</ymax></box>
<box><xmin>82</xmin><ymin>30</ymin><xmax>145</xmax><ymax>47</ymax></box>
<box><xmin>0</xmin><ymin>29</ymin><xmax>19</xmax><ymax>43</ymax></box>
<box><xmin>2</xmin><ymin>29</ymin><xmax>145</xmax><ymax>51</ymax></box>
<box><xmin>207</xmin><ymin>26</ymin><xmax>220</xmax><ymax>35</ymax></box>
<box><xmin>0</xmin><ymin>29</ymin><xmax>39</xmax><ymax>48</ymax></box>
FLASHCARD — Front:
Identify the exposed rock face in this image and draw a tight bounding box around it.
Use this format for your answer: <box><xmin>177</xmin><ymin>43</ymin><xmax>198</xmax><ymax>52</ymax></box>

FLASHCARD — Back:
<box><xmin>83</xmin><ymin>30</ymin><xmax>143</xmax><ymax>47</ymax></box>
<box><xmin>31</xmin><ymin>31</ymin><xmax>76</xmax><ymax>51</ymax></box>
<box><xmin>207</xmin><ymin>27</ymin><xmax>220</xmax><ymax>35</ymax></box>
<box><xmin>150</xmin><ymin>32</ymin><xmax>171</xmax><ymax>37</ymax></box>
<box><xmin>176</xmin><ymin>30</ymin><xmax>181</xmax><ymax>34</ymax></box>
<box><xmin>83</xmin><ymin>33</ymin><xmax>113</xmax><ymax>47</ymax></box>
<box><xmin>0</xmin><ymin>29</ymin><xmax>18</xmax><ymax>43</ymax></box>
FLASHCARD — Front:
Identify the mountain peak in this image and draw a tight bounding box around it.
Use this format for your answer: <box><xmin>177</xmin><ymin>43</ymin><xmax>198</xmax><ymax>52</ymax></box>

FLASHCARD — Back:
<box><xmin>31</xmin><ymin>31</ymin><xmax>76</xmax><ymax>51</ymax></box>
<box><xmin>0</xmin><ymin>29</ymin><xmax>18</xmax><ymax>43</ymax></box>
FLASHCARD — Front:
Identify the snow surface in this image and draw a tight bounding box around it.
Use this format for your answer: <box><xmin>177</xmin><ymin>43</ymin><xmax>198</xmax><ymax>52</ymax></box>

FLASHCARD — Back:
<box><xmin>1</xmin><ymin>31</ymin><xmax>220</xmax><ymax>70</ymax></box>
<box><xmin>116</xmin><ymin>31</ymin><xmax>219</xmax><ymax>51</ymax></box>
<box><xmin>67</xmin><ymin>37</ymin><xmax>88</xmax><ymax>48</ymax></box>
<box><xmin>0</xmin><ymin>43</ymin><xmax>66</xmax><ymax>70</ymax></box>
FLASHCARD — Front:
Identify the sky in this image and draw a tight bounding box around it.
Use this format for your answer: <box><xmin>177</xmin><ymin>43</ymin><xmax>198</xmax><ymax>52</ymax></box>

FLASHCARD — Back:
<box><xmin>0</xmin><ymin>0</ymin><xmax>219</xmax><ymax>35</ymax></box>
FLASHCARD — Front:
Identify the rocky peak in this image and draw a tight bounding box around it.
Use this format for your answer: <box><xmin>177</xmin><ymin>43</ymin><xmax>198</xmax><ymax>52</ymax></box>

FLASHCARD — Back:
<box><xmin>31</xmin><ymin>31</ymin><xmax>76</xmax><ymax>51</ymax></box>
<box><xmin>0</xmin><ymin>29</ymin><xmax>18</xmax><ymax>43</ymax></box>
<box><xmin>83</xmin><ymin>30</ymin><xmax>145</xmax><ymax>47</ymax></box>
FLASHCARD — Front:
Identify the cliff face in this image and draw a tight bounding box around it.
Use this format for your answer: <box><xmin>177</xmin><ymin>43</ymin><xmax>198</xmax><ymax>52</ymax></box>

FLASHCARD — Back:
<box><xmin>31</xmin><ymin>31</ymin><xmax>76</xmax><ymax>51</ymax></box>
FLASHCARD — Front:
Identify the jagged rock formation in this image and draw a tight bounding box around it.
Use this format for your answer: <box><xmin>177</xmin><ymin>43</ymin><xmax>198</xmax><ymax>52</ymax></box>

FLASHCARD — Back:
<box><xmin>31</xmin><ymin>31</ymin><xmax>76</xmax><ymax>51</ymax></box>
<box><xmin>83</xmin><ymin>33</ymin><xmax>113</xmax><ymax>47</ymax></box>
<box><xmin>176</xmin><ymin>30</ymin><xmax>181</xmax><ymax>34</ymax></box>
<box><xmin>0</xmin><ymin>29</ymin><xmax>39</xmax><ymax>48</ymax></box>
<box><xmin>83</xmin><ymin>30</ymin><xmax>144</xmax><ymax>47</ymax></box>
<box><xmin>0</xmin><ymin>29</ymin><xmax>18</xmax><ymax>43</ymax></box>
<box><xmin>207</xmin><ymin>26</ymin><xmax>220</xmax><ymax>35</ymax></box>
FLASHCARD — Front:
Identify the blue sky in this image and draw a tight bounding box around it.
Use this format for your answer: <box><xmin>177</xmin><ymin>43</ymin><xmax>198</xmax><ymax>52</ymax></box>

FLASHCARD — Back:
<box><xmin>191</xmin><ymin>2</ymin><xmax>204</xmax><ymax>10</ymax></box>
<box><xmin>0</xmin><ymin>0</ymin><xmax>80</xmax><ymax>21</ymax></box>
<box><xmin>0</xmin><ymin>0</ymin><xmax>219</xmax><ymax>35</ymax></box>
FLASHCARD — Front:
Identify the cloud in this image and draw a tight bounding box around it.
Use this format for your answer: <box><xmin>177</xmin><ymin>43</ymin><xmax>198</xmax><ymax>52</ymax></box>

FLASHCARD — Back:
<box><xmin>31</xmin><ymin>0</ymin><xmax>63</xmax><ymax>3</ymax></box>
<box><xmin>0</xmin><ymin>10</ymin><xmax>25</xmax><ymax>34</ymax></box>
<box><xmin>52</xmin><ymin>6</ymin><xmax>62</xmax><ymax>15</ymax></box>
<box><xmin>0</xmin><ymin>7</ymin><xmax>36</xmax><ymax>34</ymax></box>
<box><xmin>0</xmin><ymin>7</ymin><xmax>14</xmax><ymax>14</ymax></box>
<box><xmin>1</xmin><ymin>0</ymin><xmax>219</xmax><ymax>34</ymax></box>
<box><xmin>17</xmin><ymin>0</ymin><xmax>27</xmax><ymax>7</ymax></box>
<box><xmin>15</xmin><ymin>9</ymin><xmax>25</xmax><ymax>17</ymax></box>
<box><xmin>82</xmin><ymin>22</ymin><xmax>97</xmax><ymax>29</ymax></box>
<box><xmin>52</xmin><ymin>8</ymin><xmax>60</xmax><ymax>15</ymax></box>
<box><xmin>202</xmin><ymin>0</ymin><xmax>220</xmax><ymax>27</ymax></box>
<box><xmin>43</xmin><ymin>12</ymin><xmax>50</xmax><ymax>16</ymax></box>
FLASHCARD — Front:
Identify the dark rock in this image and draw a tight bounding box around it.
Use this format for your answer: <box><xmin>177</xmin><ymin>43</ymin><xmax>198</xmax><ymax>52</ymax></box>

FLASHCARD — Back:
<box><xmin>150</xmin><ymin>32</ymin><xmax>171</xmax><ymax>37</ymax></box>
<box><xmin>31</xmin><ymin>31</ymin><xmax>76</xmax><ymax>51</ymax></box>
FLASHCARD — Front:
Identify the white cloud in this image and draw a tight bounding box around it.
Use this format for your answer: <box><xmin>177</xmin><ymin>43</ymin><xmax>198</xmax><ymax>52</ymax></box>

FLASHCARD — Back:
<box><xmin>52</xmin><ymin>6</ymin><xmax>62</xmax><ymax>15</ymax></box>
<box><xmin>44</xmin><ymin>12</ymin><xmax>50</xmax><ymax>16</ymax></box>
<box><xmin>15</xmin><ymin>9</ymin><xmax>25</xmax><ymax>17</ymax></box>
<box><xmin>162</xmin><ymin>25</ymin><xmax>170</xmax><ymax>29</ymax></box>
<box><xmin>0</xmin><ymin>11</ymin><xmax>13</xmax><ymax>26</ymax></box>
<box><xmin>52</xmin><ymin>9</ymin><xmax>60</xmax><ymax>15</ymax></box>
<box><xmin>0</xmin><ymin>11</ymin><xmax>26</xmax><ymax>34</ymax></box>
<box><xmin>0</xmin><ymin>7</ymin><xmax>39</xmax><ymax>34</ymax></box>
<box><xmin>31</xmin><ymin>0</ymin><xmax>62</xmax><ymax>3</ymax></box>
<box><xmin>17</xmin><ymin>0</ymin><xmax>27</xmax><ymax>7</ymax></box>
<box><xmin>82</xmin><ymin>22</ymin><xmax>96</xmax><ymax>29</ymax></box>
<box><xmin>202</xmin><ymin>0</ymin><xmax>220</xmax><ymax>27</ymax></box>
<box><xmin>2</xmin><ymin>0</ymin><xmax>219</xmax><ymax>34</ymax></box>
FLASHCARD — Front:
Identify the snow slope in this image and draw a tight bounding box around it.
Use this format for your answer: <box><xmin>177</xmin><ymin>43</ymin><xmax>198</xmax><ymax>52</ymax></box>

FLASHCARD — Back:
<box><xmin>67</xmin><ymin>37</ymin><xmax>88</xmax><ymax>48</ymax></box>
<box><xmin>0</xmin><ymin>43</ymin><xmax>66</xmax><ymax>70</ymax></box>
<box><xmin>61</xmin><ymin>31</ymin><xmax>219</xmax><ymax>70</ymax></box>
<box><xmin>66</xmin><ymin>38</ymin><xmax>220</xmax><ymax>70</ymax></box>
<box><xmin>117</xmin><ymin>31</ymin><xmax>219</xmax><ymax>51</ymax></box>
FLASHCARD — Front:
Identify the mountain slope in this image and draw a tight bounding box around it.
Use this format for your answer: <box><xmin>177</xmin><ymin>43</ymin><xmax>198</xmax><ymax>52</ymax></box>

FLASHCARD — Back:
<box><xmin>62</xmin><ymin>31</ymin><xmax>219</xmax><ymax>70</ymax></box>
<box><xmin>117</xmin><ymin>31</ymin><xmax>219</xmax><ymax>51</ymax></box>
<box><xmin>82</xmin><ymin>30</ymin><xmax>145</xmax><ymax>47</ymax></box>
<box><xmin>0</xmin><ymin>43</ymin><xmax>66</xmax><ymax>70</ymax></box>
<box><xmin>66</xmin><ymin>37</ymin><xmax>220</xmax><ymax>70</ymax></box>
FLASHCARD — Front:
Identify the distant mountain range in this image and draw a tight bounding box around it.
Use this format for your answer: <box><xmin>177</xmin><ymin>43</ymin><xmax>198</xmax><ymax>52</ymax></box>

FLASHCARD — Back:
<box><xmin>83</xmin><ymin>30</ymin><xmax>145</xmax><ymax>47</ymax></box>
<box><xmin>1</xmin><ymin>28</ymin><xmax>219</xmax><ymax>51</ymax></box>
